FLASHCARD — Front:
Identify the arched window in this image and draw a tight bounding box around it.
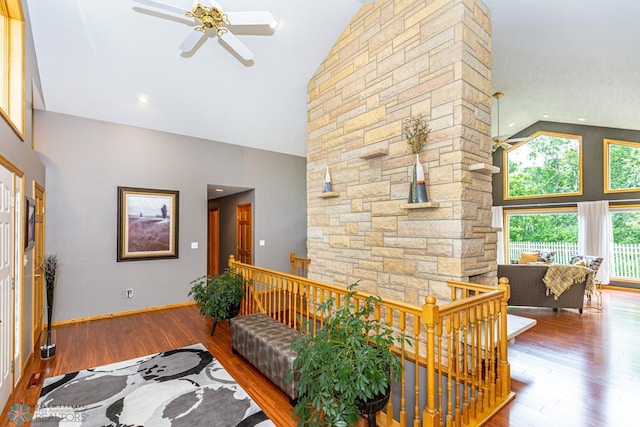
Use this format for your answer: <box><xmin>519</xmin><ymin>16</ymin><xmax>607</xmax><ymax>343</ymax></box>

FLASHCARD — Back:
<box><xmin>504</xmin><ymin>131</ymin><xmax>582</xmax><ymax>199</ymax></box>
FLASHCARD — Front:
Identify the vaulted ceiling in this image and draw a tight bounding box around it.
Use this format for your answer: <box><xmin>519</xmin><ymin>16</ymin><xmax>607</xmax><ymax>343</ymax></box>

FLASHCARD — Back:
<box><xmin>26</xmin><ymin>0</ymin><xmax>640</xmax><ymax>157</ymax></box>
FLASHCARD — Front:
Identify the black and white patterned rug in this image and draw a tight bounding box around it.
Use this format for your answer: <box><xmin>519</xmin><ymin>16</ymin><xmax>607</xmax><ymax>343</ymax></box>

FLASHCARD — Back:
<box><xmin>31</xmin><ymin>343</ymin><xmax>275</xmax><ymax>426</ymax></box>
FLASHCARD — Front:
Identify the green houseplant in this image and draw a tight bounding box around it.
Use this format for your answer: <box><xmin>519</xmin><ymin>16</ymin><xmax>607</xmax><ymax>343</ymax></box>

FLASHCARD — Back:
<box><xmin>289</xmin><ymin>284</ymin><xmax>408</xmax><ymax>427</ymax></box>
<box><xmin>188</xmin><ymin>268</ymin><xmax>246</xmax><ymax>335</ymax></box>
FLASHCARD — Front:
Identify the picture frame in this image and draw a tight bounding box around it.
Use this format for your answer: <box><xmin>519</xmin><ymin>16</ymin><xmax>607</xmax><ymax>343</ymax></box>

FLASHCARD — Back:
<box><xmin>25</xmin><ymin>196</ymin><xmax>36</xmax><ymax>251</ymax></box>
<box><xmin>117</xmin><ymin>187</ymin><xmax>179</xmax><ymax>262</ymax></box>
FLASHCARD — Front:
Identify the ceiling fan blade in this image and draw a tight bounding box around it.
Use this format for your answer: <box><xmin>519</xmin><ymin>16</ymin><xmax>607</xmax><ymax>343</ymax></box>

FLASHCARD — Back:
<box><xmin>132</xmin><ymin>0</ymin><xmax>187</xmax><ymax>15</ymax></box>
<box><xmin>178</xmin><ymin>28</ymin><xmax>205</xmax><ymax>52</ymax></box>
<box><xmin>506</xmin><ymin>137</ymin><xmax>532</xmax><ymax>143</ymax></box>
<box><xmin>218</xmin><ymin>30</ymin><xmax>253</xmax><ymax>60</ymax></box>
<box><xmin>226</xmin><ymin>11</ymin><xmax>276</xmax><ymax>26</ymax></box>
<box><xmin>207</xmin><ymin>0</ymin><xmax>223</xmax><ymax>9</ymax></box>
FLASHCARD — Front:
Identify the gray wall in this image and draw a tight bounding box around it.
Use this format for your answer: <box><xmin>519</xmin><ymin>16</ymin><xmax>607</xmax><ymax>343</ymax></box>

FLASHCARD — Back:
<box><xmin>492</xmin><ymin>120</ymin><xmax>640</xmax><ymax>206</ymax></box>
<box><xmin>492</xmin><ymin>120</ymin><xmax>640</xmax><ymax>289</ymax></box>
<box><xmin>0</xmin><ymin>1</ymin><xmax>46</xmax><ymax>361</ymax></box>
<box><xmin>34</xmin><ymin>111</ymin><xmax>307</xmax><ymax>322</ymax></box>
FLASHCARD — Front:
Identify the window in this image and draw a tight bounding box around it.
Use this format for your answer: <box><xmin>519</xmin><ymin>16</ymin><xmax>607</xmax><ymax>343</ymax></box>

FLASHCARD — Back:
<box><xmin>504</xmin><ymin>131</ymin><xmax>582</xmax><ymax>200</ymax></box>
<box><xmin>610</xmin><ymin>205</ymin><xmax>640</xmax><ymax>281</ymax></box>
<box><xmin>604</xmin><ymin>139</ymin><xmax>640</xmax><ymax>193</ymax></box>
<box><xmin>0</xmin><ymin>0</ymin><xmax>24</xmax><ymax>138</ymax></box>
<box><xmin>505</xmin><ymin>208</ymin><xmax>578</xmax><ymax>264</ymax></box>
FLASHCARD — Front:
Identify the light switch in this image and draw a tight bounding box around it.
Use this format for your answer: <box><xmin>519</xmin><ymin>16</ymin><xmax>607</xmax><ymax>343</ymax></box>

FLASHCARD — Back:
<box><xmin>259</xmin><ymin>240</ymin><xmax>266</xmax><ymax>246</ymax></box>
<box><xmin>191</xmin><ymin>242</ymin><xmax>198</xmax><ymax>249</ymax></box>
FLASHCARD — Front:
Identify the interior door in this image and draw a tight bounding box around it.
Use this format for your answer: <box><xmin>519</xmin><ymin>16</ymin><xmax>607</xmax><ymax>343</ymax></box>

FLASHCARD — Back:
<box><xmin>12</xmin><ymin>179</ymin><xmax>21</xmax><ymax>386</ymax></box>
<box><xmin>207</xmin><ymin>208</ymin><xmax>219</xmax><ymax>275</ymax></box>
<box><xmin>0</xmin><ymin>164</ymin><xmax>14</xmax><ymax>409</ymax></box>
<box><xmin>32</xmin><ymin>183</ymin><xmax>45</xmax><ymax>350</ymax></box>
<box><xmin>236</xmin><ymin>203</ymin><xmax>252</xmax><ymax>265</ymax></box>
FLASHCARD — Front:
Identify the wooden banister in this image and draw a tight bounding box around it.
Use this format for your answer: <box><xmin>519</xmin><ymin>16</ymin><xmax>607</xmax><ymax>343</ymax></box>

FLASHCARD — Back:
<box><xmin>228</xmin><ymin>255</ymin><xmax>514</xmax><ymax>427</ymax></box>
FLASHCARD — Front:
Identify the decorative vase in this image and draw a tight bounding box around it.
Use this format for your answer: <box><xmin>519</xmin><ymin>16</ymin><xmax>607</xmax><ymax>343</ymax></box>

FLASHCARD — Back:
<box><xmin>41</xmin><ymin>274</ymin><xmax>56</xmax><ymax>359</ymax></box>
<box><xmin>323</xmin><ymin>166</ymin><xmax>332</xmax><ymax>192</ymax></box>
<box><xmin>409</xmin><ymin>154</ymin><xmax>428</xmax><ymax>203</ymax></box>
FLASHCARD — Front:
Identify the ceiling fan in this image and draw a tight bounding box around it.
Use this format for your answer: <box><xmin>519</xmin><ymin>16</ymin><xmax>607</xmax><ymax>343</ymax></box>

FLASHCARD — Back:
<box><xmin>133</xmin><ymin>0</ymin><xmax>277</xmax><ymax>61</ymax></box>
<box><xmin>491</xmin><ymin>92</ymin><xmax>531</xmax><ymax>152</ymax></box>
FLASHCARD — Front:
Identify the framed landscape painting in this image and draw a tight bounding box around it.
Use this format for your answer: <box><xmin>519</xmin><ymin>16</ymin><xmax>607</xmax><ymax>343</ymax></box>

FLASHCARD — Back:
<box><xmin>117</xmin><ymin>187</ymin><xmax>179</xmax><ymax>261</ymax></box>
<box><xmin>25</xmin><ymin>196</ymin><xmax>36</xmax><ymax>251</ymax></box>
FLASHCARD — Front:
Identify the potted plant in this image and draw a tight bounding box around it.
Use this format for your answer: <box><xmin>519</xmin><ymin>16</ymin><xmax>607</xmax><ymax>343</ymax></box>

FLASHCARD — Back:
<box><xmin>188</xmin><ymin>268</ymin><xmax>246</xmax><ymax>335</ymax></box>
<box><xmin>289</xmin><ymin>283</ymin><xmax>408</xmax><ymax>427</ymax></box>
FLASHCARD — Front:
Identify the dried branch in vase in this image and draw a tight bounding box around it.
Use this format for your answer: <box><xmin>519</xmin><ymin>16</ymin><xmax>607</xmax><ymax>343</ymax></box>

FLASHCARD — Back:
<box><xmin>403</xmin><ymin>114</ymin><xmax>431</xmax><ymax>154</ymax></box>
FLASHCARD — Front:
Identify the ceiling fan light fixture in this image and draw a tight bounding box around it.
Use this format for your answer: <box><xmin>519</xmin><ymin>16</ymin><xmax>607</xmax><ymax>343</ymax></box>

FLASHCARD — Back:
<box><xmin>187</xmin><ymin>3</ymin><xmax>229</xmax><ymax>34</ymax></box>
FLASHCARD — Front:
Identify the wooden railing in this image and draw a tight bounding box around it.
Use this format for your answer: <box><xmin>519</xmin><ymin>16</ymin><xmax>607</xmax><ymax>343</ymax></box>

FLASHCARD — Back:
<box><xmin>290</xmin><ymin>250</ymin><xmax>311</xmax><ymax>277</ymax></box>
<box><xmin>229</xmin><ymin>256</ymin><xmax>514</xmax><ymax>427</ymax></box>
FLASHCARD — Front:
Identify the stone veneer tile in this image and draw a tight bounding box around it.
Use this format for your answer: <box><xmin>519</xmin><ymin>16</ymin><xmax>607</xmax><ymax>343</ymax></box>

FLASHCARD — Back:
<box><xmin>308</xmin><ymin>0</ymin><xmax>494</xmax><ymax>299</ymax></box>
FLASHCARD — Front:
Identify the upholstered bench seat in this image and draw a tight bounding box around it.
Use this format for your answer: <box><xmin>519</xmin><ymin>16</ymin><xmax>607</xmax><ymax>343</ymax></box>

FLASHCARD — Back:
<box><xmin>230</xmin><ymin>313</ymin><xmax>301</xmax><ymax>401</ymax></box>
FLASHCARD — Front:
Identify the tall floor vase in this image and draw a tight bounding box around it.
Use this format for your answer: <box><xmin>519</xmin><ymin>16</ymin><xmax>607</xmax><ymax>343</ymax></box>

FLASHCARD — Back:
<box><xmin>40</xmin><ymin>264</ymin><xmax>57</xmax><ymax>359</ymax></box>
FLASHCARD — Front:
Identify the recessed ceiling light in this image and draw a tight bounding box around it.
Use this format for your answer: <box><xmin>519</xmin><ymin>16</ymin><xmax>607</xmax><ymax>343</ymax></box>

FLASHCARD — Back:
<box><xmin>578</xmin><ymin>117</ymin><xmax>586</xmax><ymax>122</ymax></box>
<box><xmin>137</xmin><ymin>94</ymin><xmax>150</xmax><ymax>104</ymax></box>
<box><xmin>215</xmin><ymin>188</ymin><xmax>224</xmax><ymax>192</ymax></box>
<box><xmin>542</xmin><ymin>114</ymin><xmax>550</xmax><ymax>118</ymax></box>
<box><xmin>507</xmin><ymin>122</ymin><xmax>515</xmax><ymax>128</ymax></box>
<box><xmin>270</xmin><ymin>17</ymin><xmax>279</xmax><ymax>29</ymax></box>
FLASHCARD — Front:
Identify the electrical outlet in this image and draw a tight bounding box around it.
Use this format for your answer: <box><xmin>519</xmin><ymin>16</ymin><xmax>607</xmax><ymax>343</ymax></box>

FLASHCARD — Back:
<box><xmin>126</xmin><ymin>289</ymin><xmax>133</xmax><ymax>298</ymax></box>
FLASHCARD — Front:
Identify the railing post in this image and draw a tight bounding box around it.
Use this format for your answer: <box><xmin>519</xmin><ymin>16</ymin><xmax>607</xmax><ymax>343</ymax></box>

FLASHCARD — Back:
<box><xmin>290</xmin><ymin>251</ymin><xmax>295</xmax><ymax>275</ymax></box>
<box><xmin>228</xmin><ymin>254</ymin><xmax>235</xmax><ymax>269</ymax></box>
<box><xmin>497</xmin><ymin>277</ymin><xmax>511</xmax><ymax>397</ymax></box>
<box><xmin>422</xmin><ymin>295</ymin><xmax>440</xmax><ymax>427</ymax></box>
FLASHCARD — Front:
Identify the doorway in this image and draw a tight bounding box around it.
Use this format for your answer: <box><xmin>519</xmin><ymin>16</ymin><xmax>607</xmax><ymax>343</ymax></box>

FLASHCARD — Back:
<box><xmin>236</xmin><ymin>203</ymin><xmax>252</xmax><ymax>265</ymax></box>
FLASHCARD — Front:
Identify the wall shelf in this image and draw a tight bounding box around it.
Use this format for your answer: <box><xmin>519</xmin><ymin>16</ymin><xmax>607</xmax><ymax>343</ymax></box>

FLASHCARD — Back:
<box><xmin>402</xmin><ymin>202</ymin><xmax>440</xmax><ymax>209</ymax></box>
<box><xmin>469</xmin><ymin>163</ymin><xmax>500</xmax><ymax>174</ymax></box>
<box><xmin>359</xmin><ymin>148</ymin><xmax>388</xmax><ymax>159</ymax></box>
<box><xmin>318</xmin><ymin>192</ymin><xmax>339</xmax><ymax>198</ymax></box>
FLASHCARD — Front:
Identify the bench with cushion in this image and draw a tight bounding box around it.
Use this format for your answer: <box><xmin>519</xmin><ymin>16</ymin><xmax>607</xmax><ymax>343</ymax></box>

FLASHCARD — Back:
<box><xmin>230</xmin><ymin>313</ymin><xmax>301</xmax><ymax>402</ymax></box>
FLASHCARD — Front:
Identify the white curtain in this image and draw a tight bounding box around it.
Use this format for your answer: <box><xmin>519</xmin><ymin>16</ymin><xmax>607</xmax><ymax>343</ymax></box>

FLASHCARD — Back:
<box><xmin>578</xmin><ymin>201</ymin><xmax>611</xmax><ymax>283</ymax></box>
<box><xmin>492</xmin><ymin>206</ymin><xmax>505</xmax><ymax>264</ymax></box>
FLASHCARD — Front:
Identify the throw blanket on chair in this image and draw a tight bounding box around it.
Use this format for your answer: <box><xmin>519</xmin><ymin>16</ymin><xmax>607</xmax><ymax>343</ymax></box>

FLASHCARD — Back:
<box><xmin>543</xmin><ymin>265</ymin><xmax>594</xmax><ymax>299</ymax></box>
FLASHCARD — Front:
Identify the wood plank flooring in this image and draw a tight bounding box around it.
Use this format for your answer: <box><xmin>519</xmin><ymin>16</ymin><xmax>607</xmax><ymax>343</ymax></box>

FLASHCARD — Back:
<box><xmin>1</xmin><ymin>288</ymin><xmax>639</xmax><ymax>427</ymax></box>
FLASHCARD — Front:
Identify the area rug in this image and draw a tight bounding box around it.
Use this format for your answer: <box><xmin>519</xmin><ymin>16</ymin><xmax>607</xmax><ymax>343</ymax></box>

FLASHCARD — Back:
<box><xmin>31</xmin><ymin>343</ymin><xmax>275</xmax><ymax>426</ymax></box>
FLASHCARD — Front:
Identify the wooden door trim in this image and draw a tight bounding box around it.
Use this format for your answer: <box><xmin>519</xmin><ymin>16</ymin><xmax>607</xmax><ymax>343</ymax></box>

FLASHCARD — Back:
<box><xmin>207</xmin><ymin>208</ymin><xmax>219</xmax><ymax>275</ymax></box>
<box><xmin>31</xmin><ymin>182</ymin><xmax>45</xmax><ymax>351</ymax></box>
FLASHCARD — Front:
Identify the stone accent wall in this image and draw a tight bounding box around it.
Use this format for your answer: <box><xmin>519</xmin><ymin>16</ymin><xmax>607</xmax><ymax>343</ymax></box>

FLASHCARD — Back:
<box><xmin>307</xmin><ymin>0</ymin><xmax>495</xmax><ymax>305</ymax></box>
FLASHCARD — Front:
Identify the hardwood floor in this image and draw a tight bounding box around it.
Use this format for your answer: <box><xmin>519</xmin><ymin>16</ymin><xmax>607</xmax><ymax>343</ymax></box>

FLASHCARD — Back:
<box><xmin>1</xmin><ymin>289</ymin><xmax>639</xmax><ymax>427</ymax></box>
